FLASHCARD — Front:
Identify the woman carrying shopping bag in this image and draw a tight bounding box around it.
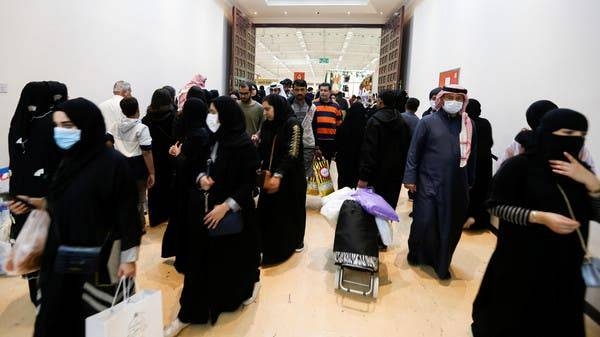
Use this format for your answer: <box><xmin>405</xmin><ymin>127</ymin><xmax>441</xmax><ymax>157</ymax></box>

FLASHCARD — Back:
<box><xmin>9</xmin><ymin>98</ymin><xmax>142</xmax><ymax>337</ymax></box>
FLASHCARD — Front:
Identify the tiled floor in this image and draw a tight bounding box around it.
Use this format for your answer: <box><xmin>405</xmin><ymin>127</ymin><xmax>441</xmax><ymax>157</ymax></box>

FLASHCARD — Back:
<box><xmin>1</xmin><ymin>194</ymin><xmax>599</xmax><ymax>337</ymax></box>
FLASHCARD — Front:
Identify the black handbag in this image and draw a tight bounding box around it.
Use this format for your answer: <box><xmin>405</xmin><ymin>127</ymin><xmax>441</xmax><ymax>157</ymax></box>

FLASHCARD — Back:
<box><xmin>54</xmin><ymin>245</ymin><xmax>103</xmax><ymax>275</ymax></box>
<box><xmin>53</xmin><ymin>222</ymin><xmax>109</xmax><ymax>275</ymax></box>
<box><xmin>557</xmin><ymin>184</ymin><xmax>600</xmax><ymax>287</ymax></box>
<box><xmin>208</xmin><ymin>211</ymin><xmax>243</xmax><ymax>237</ymax></box>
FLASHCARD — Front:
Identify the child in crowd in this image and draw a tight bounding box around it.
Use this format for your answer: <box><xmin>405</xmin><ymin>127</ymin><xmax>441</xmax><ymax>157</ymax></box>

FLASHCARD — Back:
<box><xmin>107</xmin><ymin>97</ymin><xmax>155</xmax><ymax>228</ymax></box>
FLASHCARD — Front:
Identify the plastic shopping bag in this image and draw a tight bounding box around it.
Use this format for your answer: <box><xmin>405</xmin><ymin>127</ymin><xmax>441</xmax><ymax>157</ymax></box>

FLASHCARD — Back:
<box><xmin>0</xmin><ymin>204</ymin><xmax>12</xmax><ymax>243</ymax></box>
<box><xmin>4</xmin><ymin>209</ymin><xmax>50</xmax><ymax>275</ymax></box>
<box><xmin>312</xmin><ymin>157</ymin><xmax>334</xmax><ymax>197</ymax></box>
<box><xmin>320</xmin><ymin>187</ymin><xmax>355</xmax><ymax>225</ymax></box>
<box><xmin>306</xmin><ymin>175</ymin><xmax>319</xmax><ymax>196</ymax></box>
<box><xmin>352</xmin><ymin>188</ymin><xmax>400</xmax><ymax>222</ymax></box>
<box><xmin>375</xmin><ymin>217</ymin><xmax>393</xmax><ymax>246</ymax></box>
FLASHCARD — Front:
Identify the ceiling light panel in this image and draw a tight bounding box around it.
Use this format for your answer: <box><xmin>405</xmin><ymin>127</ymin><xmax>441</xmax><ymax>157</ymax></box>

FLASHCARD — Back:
<box><xmin>265</xmin><ymin>0</ymin><xmax>368</xmax><ymax>6</ymax></box>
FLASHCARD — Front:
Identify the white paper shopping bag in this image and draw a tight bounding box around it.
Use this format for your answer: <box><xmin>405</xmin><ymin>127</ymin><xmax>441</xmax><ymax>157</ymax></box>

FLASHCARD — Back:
<box><xmin>86</xmin><ymin>280</ymin><xmax>163</xmax><ymax>337</ymax></box>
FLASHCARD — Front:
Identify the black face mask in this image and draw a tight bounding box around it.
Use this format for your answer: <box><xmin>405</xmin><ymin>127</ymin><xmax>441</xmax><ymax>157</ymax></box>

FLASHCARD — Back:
<box><xmin>539</xmin><ymin>134</ymin><xmax>585</xmax><ymax>161</ymax></box>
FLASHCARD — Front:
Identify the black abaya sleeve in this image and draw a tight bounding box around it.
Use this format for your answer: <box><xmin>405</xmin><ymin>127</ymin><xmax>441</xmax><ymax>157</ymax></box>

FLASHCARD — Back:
<box><xmin>113</xmin><ymin>157</ymin><xmax>143</xmax><ymax>251</ymax></box>
<box><xmin>486</xmin><ymin>155</ymin><xmax>528</xmax><ymax>209</ymax></box>
<box><xmin>274</xmin><ymin>121</ymin><xmax>303</xmax><ymax>178</ymax></box>
<box><xmin>229</xmin><ymin>144</ymin><xmax>259</xmax><ymax>210</ymax></box>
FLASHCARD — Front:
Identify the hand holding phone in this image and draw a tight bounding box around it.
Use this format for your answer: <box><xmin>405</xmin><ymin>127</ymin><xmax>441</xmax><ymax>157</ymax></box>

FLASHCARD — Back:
<box><xmin>0</xmin><ymin>193</ymin><xmax>40</xmax><ymax>211</ymax></box>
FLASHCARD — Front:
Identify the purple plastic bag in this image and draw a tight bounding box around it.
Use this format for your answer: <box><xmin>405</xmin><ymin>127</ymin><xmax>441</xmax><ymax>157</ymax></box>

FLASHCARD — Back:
<box><xmin>351</xmin><ymin>188</ymin><xmax>399</xmax><ymax>222</ymax></box>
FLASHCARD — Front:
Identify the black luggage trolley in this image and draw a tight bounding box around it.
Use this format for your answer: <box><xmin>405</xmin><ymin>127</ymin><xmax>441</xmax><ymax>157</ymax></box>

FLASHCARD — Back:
<box><xmin>332</xmin><ymin>200</ymin><xmax>380</xmax><ymax>298</ymax></box>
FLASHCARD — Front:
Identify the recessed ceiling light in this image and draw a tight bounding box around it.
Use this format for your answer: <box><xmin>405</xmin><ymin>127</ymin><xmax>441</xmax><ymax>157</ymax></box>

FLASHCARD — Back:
<box><xmin>284</xmin><ymin>11</ymin><xmax>288</xmax><ymax>15</ymax></box>
<box><xmin>380</xmin><ymin>11</ymin><xmax>384</xmax><ymax>15</ymax></box>
<box><xmin>347</xmin><ymin>11</ymin><xmax>351</xmax><ymax>15</ymax></box>
<box><xmin>254</xmin><ymin>11</ymin><xmax>258</xmax><ymax>15</ymax></box>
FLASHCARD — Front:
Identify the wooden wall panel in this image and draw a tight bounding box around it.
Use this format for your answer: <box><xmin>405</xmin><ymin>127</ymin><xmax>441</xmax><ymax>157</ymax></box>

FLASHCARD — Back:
<box><xmin>230</xmin><ymin>7</ymin><xmax>256</xmax><ymax>91</ymax></box>
<box><xmin>377</xmin><ymin>7</ymin><xmax>404</xmax><ymax>91</ymax></box>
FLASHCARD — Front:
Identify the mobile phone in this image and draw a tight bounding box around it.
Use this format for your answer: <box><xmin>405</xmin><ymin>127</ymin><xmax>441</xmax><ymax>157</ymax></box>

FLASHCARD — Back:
<box><xmin>0</xmin><ymin>193</ymin><xmax>37</xmax><ymax>209</ymax></box>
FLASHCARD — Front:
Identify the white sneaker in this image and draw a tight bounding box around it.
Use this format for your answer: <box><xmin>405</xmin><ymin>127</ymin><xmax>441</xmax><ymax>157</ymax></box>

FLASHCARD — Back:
<box><xmin>164</xmin><ymin>318</ymin><xmax>190</xmax><ymax>337</ymax></box>
<box><xmin>243</xmin><ymin>282</ymin><xmax>261</xmax><ymax>305</ymax></box>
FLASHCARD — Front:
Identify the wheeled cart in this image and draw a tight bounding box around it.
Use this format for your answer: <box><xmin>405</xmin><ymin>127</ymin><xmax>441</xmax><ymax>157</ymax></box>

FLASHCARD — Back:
<box><xmin>333</xmin><ymin>200</ymin><xmax>380</xmax><ymax>298</ymax></box>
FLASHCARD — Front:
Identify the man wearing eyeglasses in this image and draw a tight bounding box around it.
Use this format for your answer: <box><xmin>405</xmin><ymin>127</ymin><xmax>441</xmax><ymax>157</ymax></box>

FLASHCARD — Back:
<box><xmin>238</xmin><ymin>81</ymin><xmax>264</xmax><ymax>138</ymax></box>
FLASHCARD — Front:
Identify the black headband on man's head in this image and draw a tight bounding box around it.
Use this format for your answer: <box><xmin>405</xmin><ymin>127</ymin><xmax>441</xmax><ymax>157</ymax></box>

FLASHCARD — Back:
<box><xmin>442</xmin><ymin>86</ymin><xmax>468</xmax><ymax>94</ymax></box>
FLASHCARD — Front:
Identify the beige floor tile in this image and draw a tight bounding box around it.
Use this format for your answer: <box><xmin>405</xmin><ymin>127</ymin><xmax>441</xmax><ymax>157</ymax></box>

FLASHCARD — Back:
<box><xmin>1</xmin><ymin>192</ymin><xmax>599</xmax><ymax>337</ymax></box>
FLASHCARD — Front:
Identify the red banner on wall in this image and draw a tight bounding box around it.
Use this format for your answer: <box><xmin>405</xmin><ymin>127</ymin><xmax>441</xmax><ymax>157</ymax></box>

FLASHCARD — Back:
<box><xmin>439</xmin><ymin>68</ymin><xmax>460</xmax><ymax>87</ymax></box>
<box><xmin>294</xmin><ymin>72</ymin><xmax>305</xmax><ymax>81</ymax></box>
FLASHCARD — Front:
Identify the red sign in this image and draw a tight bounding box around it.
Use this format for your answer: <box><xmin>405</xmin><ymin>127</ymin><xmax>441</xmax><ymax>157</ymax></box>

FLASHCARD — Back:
<box><xmin>294</xmin><ymin>72</ymin><xmax>305</xmax><ymax>80</ymax></box>
<box><xmin>439</xmin><ymin>68</ymin><xmax>460</xmax><ymax>87</ymax></box>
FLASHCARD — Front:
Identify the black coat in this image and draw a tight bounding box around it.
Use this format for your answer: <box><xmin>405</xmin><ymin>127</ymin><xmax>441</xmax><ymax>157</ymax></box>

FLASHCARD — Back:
<box><xmin>142</xmin><ymin>112</ymin><xmax>176</xmax><ymax>226</ymax></box>
<box><xmin>467</xmin><ymin>116</ymin><xmax>494</xmax><ymax>227</ymax></box>
<box><xmin>161</xmin><ymin>128</ymin><xmax>210</xmax><ymax>261</ymax></box>
<box><xmin>358</xmin><ymin>107</ymin><xmax>411</xmax><ymax>208</ymax></box>
<box><xmin>335</xmin><ymin>103</ymin><xmax>366</xmax><ymax>189</ymax></box>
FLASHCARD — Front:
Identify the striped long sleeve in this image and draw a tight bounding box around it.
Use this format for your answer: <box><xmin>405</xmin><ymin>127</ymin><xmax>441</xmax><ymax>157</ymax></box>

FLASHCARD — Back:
<box><xmin>488</xmin><ymin>205</ymin><xmax>532</xmax><ymax>226</ymax></box>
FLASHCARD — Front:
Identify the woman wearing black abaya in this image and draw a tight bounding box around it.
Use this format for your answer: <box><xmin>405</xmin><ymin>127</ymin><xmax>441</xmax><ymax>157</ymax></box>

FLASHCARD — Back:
<box><xmin>257</xmin><ymin>94</ymin><xmax>307</xmax><ymax>264</ymax></box>
<box><xmin>335</xmin><ymin>102</ymin><xmax>367</xmax><ymax>189</ymax></box>
<box><xmin>464</xmin><ymin>99</ymin><xmax>494</xmax><ymax>231</ymax></box>
<box><xmin>10</xmin><ymin>98</ymin><xmax>142</xmax><ymax>337</ymax></box>
<box><xmin>165</xmin><ymin>96</ymin><xmax>260</xmax><ymax>337</ymax></box>
<box><xmin>161</xmin><ymin>98</ymin><xmax>211</xmax><ymax>265</ymax></box>
<box><xmin>471</xmin><ymin>109</ymin><xmax>600</xmax><ymax>337</ymax></box>
<box><xmin>8</xmin><ymin>81</ymin><xmax>66</xmax><ymax>305</ymax></box>
<box><xmin>142</xmin><ymin>88</ymin><xmax>176</xmax><ymax>226</ymax></box>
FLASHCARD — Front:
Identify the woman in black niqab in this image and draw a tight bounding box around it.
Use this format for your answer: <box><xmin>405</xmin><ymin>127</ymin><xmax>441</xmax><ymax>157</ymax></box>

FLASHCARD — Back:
<box><xmin>464</xmin><ymin>99</ymin><xmax>494</xmax><ymax>231</ymax></box>
<box><xmin>514</xmin><ymin>99</ymin><xmax>558</xmax><ymax>151</ymax></box>
<box><xmin>472</xmin><ymin>108</ymin><xmax>600</xmax><ymax>337</ymax></box>
<box><xmin>335</xmin><ymin>102</ymin><xmax>367</xmax><ymax>188</ymax></box>
<box><xmin>142</xmin><ymin>88</ymin><xmax>176</xmax><ymax>226</ymax></box>
<box><xmin>162</xmin><ymin>98</ymin><xmax>210</xmax><ymax>261</ymax></box>
<box><xmin>8</xmin><ymin>81</ymin><xmax>66</xmax><ymax>305</ymax></box>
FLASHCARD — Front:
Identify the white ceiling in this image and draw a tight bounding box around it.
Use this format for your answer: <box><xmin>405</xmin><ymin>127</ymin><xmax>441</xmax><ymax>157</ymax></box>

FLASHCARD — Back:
<box><xmin>255</xmin><ymin>27</ymin><xmax>381</xmax><ymax>84</ymax></box>
<box><xmin>232</xmin><ymin>0</ymin><xmax>405</xmax><ymax>24</ymax></box>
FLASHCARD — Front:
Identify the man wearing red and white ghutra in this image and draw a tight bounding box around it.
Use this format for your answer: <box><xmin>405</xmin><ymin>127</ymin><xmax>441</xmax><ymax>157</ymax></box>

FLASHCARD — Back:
<box><xmin>403</xmin><ymin>84</ymin><xmax>477</xmax><ymax>280</ymax></box>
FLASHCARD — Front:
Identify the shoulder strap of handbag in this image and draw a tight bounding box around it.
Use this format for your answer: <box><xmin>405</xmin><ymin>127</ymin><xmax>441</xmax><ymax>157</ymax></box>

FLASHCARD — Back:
<box><xmin>556</xmin><ymin>183</ymin><xmax>589</xmax><ymax>257</ymax></box>
<box><xmin>267</xmin><ymin>134</ymin><xmax>278</xmax><ymax>172</ymax></box>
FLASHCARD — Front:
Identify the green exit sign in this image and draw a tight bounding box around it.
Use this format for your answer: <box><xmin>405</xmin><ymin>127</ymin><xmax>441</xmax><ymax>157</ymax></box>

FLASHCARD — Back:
<box><xmin>319</xmin><ymin>57</ymin><xmax>329</xmax><ymax>64</ymax></box>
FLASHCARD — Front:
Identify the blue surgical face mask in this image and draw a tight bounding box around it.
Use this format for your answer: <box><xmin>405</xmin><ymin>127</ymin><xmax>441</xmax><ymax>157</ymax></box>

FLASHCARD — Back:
<box><xmin>54</xmin><ymin>127</ymin><xmax>81</xmax><ymax>150</ymax></box>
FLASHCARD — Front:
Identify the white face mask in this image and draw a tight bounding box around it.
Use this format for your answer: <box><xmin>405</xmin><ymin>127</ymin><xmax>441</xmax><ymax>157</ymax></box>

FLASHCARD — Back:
<box><xmin>430</xmin><ymin>100</ymin><xmax>437</xmax><ymax>110</ymax></box>
<box><xmin>206</xmin><ymin>113</ymin><xmax>220</xmax><ymax>133</ymax></box>
<box><xmin>443</xmin><ymin>100</ymin><xmax>463</xmax><ymax>115</ymax></box>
